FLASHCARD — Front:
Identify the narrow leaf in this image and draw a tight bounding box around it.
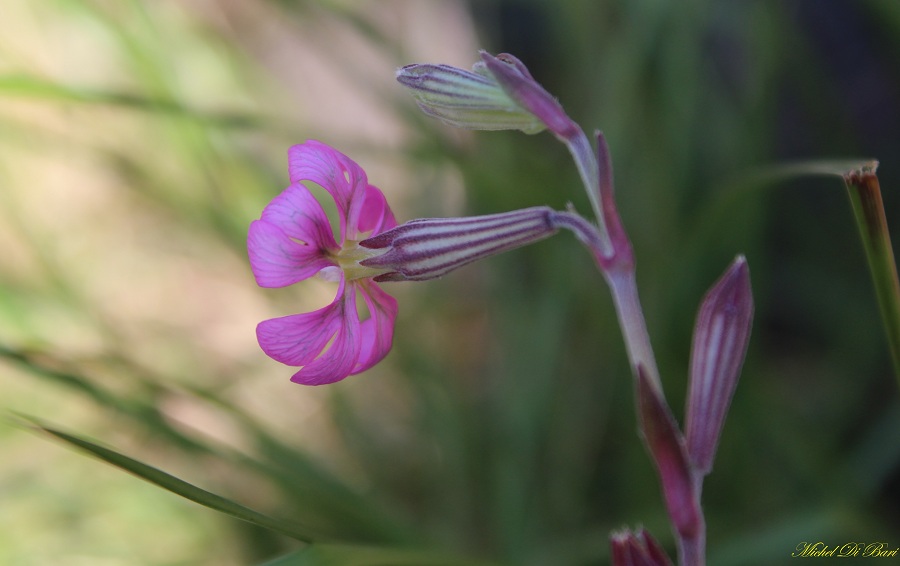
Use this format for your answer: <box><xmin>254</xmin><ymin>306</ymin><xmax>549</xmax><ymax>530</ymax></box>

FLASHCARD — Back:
<box><xmin>0</xmin><ymin>74</ymin><xmax>263</xmax><ymax>128</ymax></box>
<box><xmin>21</xmin><ymin>416</ymin><xmax>322</xmax><ymax>543</ymax></box>
<box><xmin>259</xmin><ymin>543</ymin><xmax>498</xmax><ymax>566</ymax></box>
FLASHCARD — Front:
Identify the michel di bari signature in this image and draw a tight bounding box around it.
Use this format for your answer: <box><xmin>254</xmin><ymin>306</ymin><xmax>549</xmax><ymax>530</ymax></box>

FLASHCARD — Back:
<box><xmin>793</xmin><ymin>542</ymin><xmax>899</xmax><ymax>558</ymax></box>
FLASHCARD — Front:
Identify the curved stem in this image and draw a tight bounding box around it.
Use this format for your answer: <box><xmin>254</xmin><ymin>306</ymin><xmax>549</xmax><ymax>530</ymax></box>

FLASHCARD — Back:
<box><xmin>562</xmin><ymin>129</ymin><xmax>614</xmax><ymax>257</ymax></box>
<box><xmin>550</xmin><ymin>211</ymin><xmax>662</xmax><ymax>393</ymax></box>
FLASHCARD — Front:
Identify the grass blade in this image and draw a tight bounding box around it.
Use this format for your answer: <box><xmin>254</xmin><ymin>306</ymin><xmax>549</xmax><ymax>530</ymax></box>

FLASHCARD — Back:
<box><xmin>841</xmin><ymin>163</ymin><xmax>900</xmax><ymax>384</ymax></box>
<box><xmin>19</xmin><ymin>416</ymin><xmax>323</xmax><ymax>544</ymax></box>
<box><xmin>259</xmin><ymin>543</ymin><xmax>498</xmax><ymax>566</ymax></box>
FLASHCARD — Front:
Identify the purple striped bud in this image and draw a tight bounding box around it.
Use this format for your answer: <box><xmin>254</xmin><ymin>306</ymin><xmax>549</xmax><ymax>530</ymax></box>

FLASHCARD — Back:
<box><xmin>685</xmin><ymin>256</ymin><xmax>753</xmax><ymax>475</ymax></box>
<box><xmin>358</xmin><ymin>207</ymin><xmax>556</xmax><ymax>282</ymax></box>
<box><xmin>396</xmin><ymin>61</ymin><xmax>546</xmax><ymax>134</ymax></box>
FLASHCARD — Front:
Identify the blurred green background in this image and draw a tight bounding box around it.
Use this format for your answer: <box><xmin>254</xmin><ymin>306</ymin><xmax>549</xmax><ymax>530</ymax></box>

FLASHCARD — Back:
<box><xmin>1</xmin><ymin>1</ymin><xmax>898</xmax><ymax>564</ymax></box>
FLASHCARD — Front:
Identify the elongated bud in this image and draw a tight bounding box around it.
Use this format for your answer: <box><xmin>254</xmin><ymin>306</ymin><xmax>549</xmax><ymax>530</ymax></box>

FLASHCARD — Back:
<box><xmin>359</xmin><ymin>207</ymin><xmax>556</xmax><ymax>281</ymax></box>
<box><xmin>396</xmin><ymin>62</ymin><xmax>545</xmax><ymax>133</ymax></box>
<box><xmin>685</xmin><ymin>256</ymin><xmax>753</xmax><ymax>475</ymax></box>
<box><xmin>610</xmin><ymin>528</ymin><xmax>674</xmax><ymax>566</ymax></box>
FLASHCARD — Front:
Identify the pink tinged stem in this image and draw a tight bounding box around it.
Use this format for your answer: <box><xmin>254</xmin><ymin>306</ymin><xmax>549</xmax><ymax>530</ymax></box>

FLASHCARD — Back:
<box><xmin>479</xmin><ymin>51</ymin><xmax>613</xmax><ymax>254</ymax></box>
<box><xmin>595</xmin><ymin>132</ymin><xmax>633</xmax><ymax>269</ymax></box>
<box><xmin>685</xmin><ymin>256</ymin><xmax>754</xmax><ymax>476</ymax></box>
<box><xmin>609</xmin><ymin>270</ymin><xmax>664</xmax><ymax>394</ymax></box>
<box><xmin>359</xmin><ymin>207</ymin><xmax>557</xmax><ymax>281</ymax></box>
<box><xmin>636</xmin><ymin>366</ymin><xmax>705</xmax><ymax>566</ymax></box>
<box><xmin>546</xmin><ymin>209</ymin><xmax>661</xmax><ymax>392</ymax></box>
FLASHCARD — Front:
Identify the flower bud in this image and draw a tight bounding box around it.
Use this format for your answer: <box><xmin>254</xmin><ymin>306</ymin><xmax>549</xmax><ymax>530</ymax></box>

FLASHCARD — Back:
<box><xmin>685</xmin><ymin>256</ymin><xmax>754</xmax><ymax>475</ymax></box>
<box><xmin>359</xmin><ymin>207</ymin><xmax>557</xmax><ymax>281</ymax></box>
<box><xmin>396</xmin><ymin>61</ymin><xmax>545</xmax><ymax>134</ymax></box>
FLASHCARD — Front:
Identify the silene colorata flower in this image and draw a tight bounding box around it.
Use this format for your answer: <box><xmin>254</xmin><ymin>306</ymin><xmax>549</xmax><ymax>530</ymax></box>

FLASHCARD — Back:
<box><xmin>249</xmin><ymin>140</ymin><xmax>559</xmax><ymax>385</ymax></box>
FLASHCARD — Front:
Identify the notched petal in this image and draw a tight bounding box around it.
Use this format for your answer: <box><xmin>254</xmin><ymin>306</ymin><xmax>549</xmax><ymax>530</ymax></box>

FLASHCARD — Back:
<box><xmin>356</xmin><ymin>184</ymin><xmax>398</xmax><ymax>236</ymax></box>
<box><xmin>288</xmin><ymin>140</ymin><xmax>370</xmax><ymax>240</ymax></box>
<box><xmin>289</xmin><ymin>284</ymin><xmax>362</xmax><ymax>385</ymax></box>
<box><xmin>353</xmin><ymin>280</ymin><xmax>398</xmax><ymax>374</ymax></box>
<box><xmin>256</xmin><ymin>289</ymin><xmax>344</xmax><ymax>366</ymax></box>
<box><xmin>259</xmin><ymin>182</ymin><xmax>339</xmax><ymax>251</ymax></box>
<box><xmin>248</xmin><ymin>219</ymin><xmax>334</xmax><ymax>288</ymax></box>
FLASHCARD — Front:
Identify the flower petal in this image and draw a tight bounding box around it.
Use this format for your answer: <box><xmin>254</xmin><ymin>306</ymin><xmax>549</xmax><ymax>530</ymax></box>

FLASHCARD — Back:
<box><xmin>357</xmin><ymin>184</ymin><xmax>398</xmax><ymax>236</ymax></box>
<box><xmin>259</xmin><ymin>182</ymin><xmax>338</xmax><ymax>251</ymax></box>
<box><xmin>256</xmin><ymin>281</ymin><xmax>346</xmax><ymax>366</ymax></box>
<box><xmin>352</xmin><ymin>280</ymin><xmax>398</xmax><ymax>374</ymax></box>
<box><xmin>288</xmin><ymin>140</ymin><xmax>369</xmax><ymax>241</ymax></box>
<box><xmin>290</xmin><ymin>283</ymin><xmax>362</xmax><ymax>385</ymax></box>
<box><xmin>248</xmin><ymin>219</ymin><xmax>335</xmax><ymax>288</ymax></box>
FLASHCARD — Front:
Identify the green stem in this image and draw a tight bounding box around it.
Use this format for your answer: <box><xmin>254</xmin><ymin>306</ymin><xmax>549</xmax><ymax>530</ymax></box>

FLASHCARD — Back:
<box><xmin>842</xmin><ymin>163</ymin><xmax>900</xmax><ymax>387</ymax></box>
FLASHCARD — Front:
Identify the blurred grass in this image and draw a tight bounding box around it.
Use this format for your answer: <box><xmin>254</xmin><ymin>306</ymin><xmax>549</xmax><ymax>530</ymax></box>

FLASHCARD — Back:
<box><xmin>1</xmin><ymin>1</ymin><xmax>899</xmax><ymax>565</ymax></box>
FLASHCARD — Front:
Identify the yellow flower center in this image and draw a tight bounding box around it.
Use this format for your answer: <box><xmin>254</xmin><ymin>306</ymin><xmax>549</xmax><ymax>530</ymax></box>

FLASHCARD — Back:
<box><xmin>330</xmin><ymin>240</ymin><xmax>392</xmax><ymax>281</ymax></box>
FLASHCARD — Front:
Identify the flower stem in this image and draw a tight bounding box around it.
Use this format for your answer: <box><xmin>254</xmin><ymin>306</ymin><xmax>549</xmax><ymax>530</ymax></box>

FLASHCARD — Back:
<box><xmin>606</xmin><ymin>268</ymin><xmax>663</xmax><ymax>395</ymax></box>
<box><xmin>562</xmin><ymin>129</ymin><xmax>614</xmax><ymax>257</ymax></box>
<box><xmin>677</xmin><ymin>525</ymin><xmax>706</xmax><ymax>566</ymax></box>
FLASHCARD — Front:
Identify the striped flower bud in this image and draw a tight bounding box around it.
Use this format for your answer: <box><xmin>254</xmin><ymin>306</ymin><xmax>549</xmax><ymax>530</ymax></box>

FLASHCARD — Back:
<box><xmin>396</xmin><ymin>61</ymin><xmax>546</xmax><ymax>134</ymax></box>
<box><xmin>685</xmin><ymin>256</ymin><xmax>754</xmax><ymax>475</ymax></box>
<box><xmin>359</xmin><ymin>207</ymin><xmax>557</xmax><ymax>281</ymax></box>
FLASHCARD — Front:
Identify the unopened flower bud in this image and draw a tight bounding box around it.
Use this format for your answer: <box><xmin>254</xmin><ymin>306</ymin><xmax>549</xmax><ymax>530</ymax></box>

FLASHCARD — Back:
<box><xmin>396</xmin><ymin>61</ymin><xmax>545</xmax><ymax>134</ymax></box>
<box><xmin>685</xmin><ymin>256</ymin><xmax>754</xmax><ymax>475</ymax></box>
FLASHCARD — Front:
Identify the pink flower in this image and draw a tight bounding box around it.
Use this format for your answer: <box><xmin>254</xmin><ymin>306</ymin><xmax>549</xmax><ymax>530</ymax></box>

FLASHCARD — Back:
<box><xmin>248</xmin><ymin>140</ymin><xmax>399</xmax><ymax>385</ymax></box>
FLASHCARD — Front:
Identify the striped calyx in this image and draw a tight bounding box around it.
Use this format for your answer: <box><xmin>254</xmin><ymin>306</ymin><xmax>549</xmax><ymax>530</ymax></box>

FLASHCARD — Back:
<box><xmin>358</xmin><ymin>207</ymin><xmax>557</xmax><ymax>281</ymax></box>
<box><xmin>396</xmin><ymin>62</ymin><xmax>546</xmax><ymax>134</ymax></box>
